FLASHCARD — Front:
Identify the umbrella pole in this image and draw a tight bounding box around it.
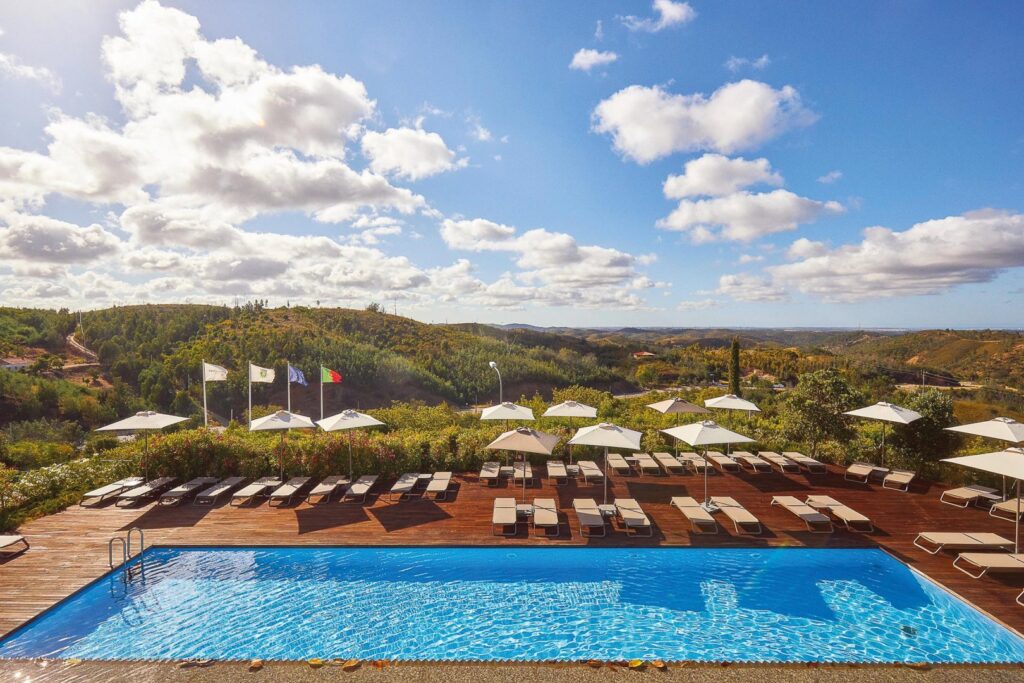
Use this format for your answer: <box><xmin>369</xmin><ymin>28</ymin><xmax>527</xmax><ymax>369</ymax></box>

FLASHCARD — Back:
<box><xmin>603</xmin><ymin>446</ymin><xmax>609</xmax><ymax>505</ymax></box>
<box><xmin>881</xmin><ymin>423</ymin><xmax>886</xmax><ymax>468</ymax></box>
<box><xmin>703</xmin><ymin>448</ymin><xmax>709</xmax><ymax>508</ymax></box>
<box><xmin>348</xmin><ymin>430</ymin><xmax>354</xmax><ymax>481</ymax></box>
<box><xmin>522</xmin><ymin>451</ymin><xmax>527</xmax><ymax>504</ymax></box>
<box><xmin>144</xmin><ymin>432</ymin><xmax>149</xmax><ymax>480</ymax></box>
<box><xmin>1016</xmin><ymin>480</ymin><xmax>1020</xmax><ymax>554</ymax></box>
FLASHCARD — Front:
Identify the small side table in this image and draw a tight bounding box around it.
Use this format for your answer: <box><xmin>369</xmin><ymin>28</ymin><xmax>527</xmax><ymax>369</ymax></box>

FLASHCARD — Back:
<box><xmin>516</xmin><ymin>504</ymin><xmax>534</xmax><ymax>518</ymax></box>
<box><xmin>597</xmin><ymin>503</ymin><xmax>617</xmax><ymax>518</ymax></box>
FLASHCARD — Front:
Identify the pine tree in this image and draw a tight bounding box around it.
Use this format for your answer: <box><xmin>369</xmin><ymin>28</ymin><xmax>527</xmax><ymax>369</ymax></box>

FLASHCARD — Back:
<box><xmin>728</xmin><ymin>337</ymin><xmax>741</xmax><ymax>397</ymax></box>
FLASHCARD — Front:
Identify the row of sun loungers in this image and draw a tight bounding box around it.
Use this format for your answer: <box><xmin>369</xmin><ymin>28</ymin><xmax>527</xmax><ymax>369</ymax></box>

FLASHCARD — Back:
<box><xmin>115</xmin><ymin>477</ymin><xmax>176</xmax><ymax>507</ymax></box>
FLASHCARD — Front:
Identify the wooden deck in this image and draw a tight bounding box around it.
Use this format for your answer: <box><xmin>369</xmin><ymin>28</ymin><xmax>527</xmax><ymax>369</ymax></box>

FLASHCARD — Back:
<box><xmin>2</xmin><ymin>463</ymin><xmax>1023</xmax><ymax>639</ymax></box>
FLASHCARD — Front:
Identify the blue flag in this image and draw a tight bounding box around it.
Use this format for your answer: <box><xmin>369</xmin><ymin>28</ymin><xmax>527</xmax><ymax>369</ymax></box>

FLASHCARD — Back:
<box><xmin>287</xmin><ymin>364</ymin><xmax>307</xmax><ymax>386</ymax></box>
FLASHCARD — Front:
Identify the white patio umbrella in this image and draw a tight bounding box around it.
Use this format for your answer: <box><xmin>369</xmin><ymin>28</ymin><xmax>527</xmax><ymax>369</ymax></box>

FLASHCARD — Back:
<box><xmin>543</xmin><ymin>400</ymin><xmax>597</xmax><ymax>464</ymax></box>
<box><xmin>316</xmin><ymin>409</ymin><xmax>386</xmax><ymax>480</ymax></box>
<box><xmin>250</xmin><ymin>410</ymin><xmax>316</xmax><ymax>479</ymax></box>
<box><xmin>662</xmin><ymin>420</ymin><xmax>754</xmax><ymax>512</ymax></box>
<box><xmin>704</xmin><ymin>394</ymin><xmax>761</xmax><ymax>412</ymax></box>
<box><xmin>647</xmin><ymin>398</ymin><xmax>709</xmax><ymax>455</ymax></box>
<box><xmin>568</xmin><ymin>422</ymin><xmax>642</xmax><ymax>504</ymax></box>
<box><xmin>487</xmin><ymin>427</ymin><xmax>560</xmax><ymax>502</ymax></box>
<box><xmin>942</xmin><ymin>449</ymin><xmax>1024</xmax><ymax>552</ymax></box>
<box><xmin>945</xmin><ymin>417</ymin><xmax>1024</xmax><ymax>498</ymax></box>
<box><xmin>844</xmin><ymin>401</ymin><xmax>922</xmax><ymax>467</ymax></box>
<box><xmin>96</xmin><ymin>410</ymin><xmax>188</xmax><ymax>479</ymax></box>
<box><xmin>481</xmin><ymin>401</ymin><xmax>535</xmax><ymax>464</ymax></box>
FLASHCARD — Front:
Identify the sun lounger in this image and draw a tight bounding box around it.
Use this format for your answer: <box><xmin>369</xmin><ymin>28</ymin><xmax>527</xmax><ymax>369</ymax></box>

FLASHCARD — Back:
<box><xmin>193</xmin><ymin>476</ymin><xmax>245</xmax><ymax>505</ymax></box>
<box><xmin>710</xmin><ymin>496</ymin><xmax>762</xmax><ymax>535</ymax></box>
<box><xmin>388</xmin><ymin>473</ymin><xmax>423</xmax><ymax>502</ymax></box>
<box><xmin>546</xmin><ymin>460</ymin><xmax>569</xmax><ymax>485</ymax></box>
<box><xmin>492</xmin><ymin>497</ymin><xmax>518</xmax><ymax>536</ymax></box>
<box><xmin>707</xmin><ymin>452</ymin><xmax>740</xmax><ymax>473</ymax></box>
<box><xmin>634</xmin><ymin>453</ymin><xmax>662</xmax><ymax>476</ymax></box>
<box><xmin>615</xmin><ymin>498</ymin><xmax>653</xmax><ymax>536</ymax></box>
<box><xmin>81</xmin><ymin>477</ymin><xmax>145</xmax><ymax>506</ymax></box>
<box><xmin>953</xmin><ymin>552</ymin><xmax>1024</xmax><ymax>579</ymax></box>
<box><xmin>426</xmin><ymin>472</ymin><xmax>453</xmax><ymax>500</ymax></box>
<box><xmin>479</xmin><ymin>461</ymin><xmax>501</xmax><ymax>487</ymax></box>
<box><xmin>606</xmin><ymin>453</ymin><xmax>632</xmax><ymax>475</ymax></box>
<box><xmin>0</xmin><ymin>535</ymin><xmax>29</xmax><ymax>555</ymax></box>
<box><xmin>653</xmin><ymin>452</ymin><xmax>686</xmax><ymax>474</ymax></box>
<box><xmin>679</xmin><ymin>452</ymin><xmax>712</xmax><ymax>474</ymax></box>
<box><xmin>771</xmin><ymin>496</ymin><xmax>834</xmax><ymax>533</ymax></box>
<box><xmin>532</xmin><ymin>498</ymin><xmax>562</xmax><ymax>537</ymax></box>
<box><xmin>342</xmin><ymin>475</ymin><xmax>378</xmax><ymax>503</ymax></box>
<box><xmin>115</xmin><ymin>477</ymin><xmax>176</xmax><ymax>507</ymax></box>
<box><xmin>269</xmin><ymin>477</ymin><xmax>311</xmax><ymax>506</ymax></box>
<box><xmin>159</xmin><ymin>477</ymin><xmax>219</xmax><ymax>506</ymax></box>
<box><xmin>883</xmin><ymin>469</ymin><xmax>916</xmax><ymax>492</ymax></box>
<box><xmin>804</xmin><ymin>495</ymin><xmax>872</xmax><ymax>532</ymax></box>
<box><xmin>940</xmin><ymin>484</ymin><xmax>1001</xmax><ymax>508</ymax></box>
<box><xmin>305</xmin><ymin>475</ymin><xmax>350</xmax><ymax>504</ymax></box>
<box><xmin>671</xmin><ymin>496</ymin><xmax>719</xmax><ymax>535</ymax></box>
<box><xmin>577</xmin><ymin>460</ymin><xmax>604</xmax><ymax>484</ymax></box>
<box><xmin>845</xmin><ymin>462</ymin><xmax>886</xmax><ymax>483</ymax></box>
<box><xmin>782</xmin><ymin>451</ymin><xmax>827</xmax><ymax>474</ymax></box>
<box><xmin>513</xmin><ymin>461</ymin><xmax>534</xmax><ymax>485</ymax></box>
<box><xmin>230</xmin><ymin>477</ymin><xmax>282</xmax><ymax>506</ymax></box>
<box><xmin>913</xmin><ymin>532</ymin><xmax>1014</xmax><ymax>555</ymax></box>
<box><xmin>732</xmin><ymin>452</ymin><xmax>772</xmax><ymax>473</ymax></box>
<box><xmin>572</xmin><ymin>498</ymin><xmax>606</xmax><ymax>537</ymax></box>
<box><xmin>760</xmin><ymin>451</ymin><xmax>800</xmax><ymax>473</ymax></box>
<box><xmin>990</xmin><ymin>497</ymin><xmax>1024</xmax><ymax>522</ymax></box>
<box><xmin>1018</xmin><ymin>589</ymin><xmax>1024</xmax><ymax>607</ymax></box>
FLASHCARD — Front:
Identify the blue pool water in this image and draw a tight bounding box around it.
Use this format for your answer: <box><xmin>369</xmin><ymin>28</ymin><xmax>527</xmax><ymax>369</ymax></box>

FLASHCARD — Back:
<box><xmin>1</xmin><ymin>546</ymin><xmax>1023</xmax><ymax>663</ymax></box>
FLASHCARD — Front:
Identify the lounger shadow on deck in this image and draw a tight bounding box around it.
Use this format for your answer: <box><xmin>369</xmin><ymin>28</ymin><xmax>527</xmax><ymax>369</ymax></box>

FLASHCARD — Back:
<box><xmin>117</xmin><ymin>504</ymin><xmax>214</xmax><ymax>530</ymax></box>
<box><xmin>294</xmin><ymin>505</ymin><xmax>372</xmax><ymax>534</ymax></box>
<box><xmin>369</xmin><ymin>500</ymin><xmax>453</xmax><ymax>532</ymax></box>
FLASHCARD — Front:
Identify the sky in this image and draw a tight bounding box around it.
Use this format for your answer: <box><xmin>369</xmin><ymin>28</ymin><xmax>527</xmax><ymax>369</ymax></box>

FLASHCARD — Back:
<box><xmin>0</xmin><ymin>0</ymin><xmax>1022</xmax><ymax>328</ymax></box>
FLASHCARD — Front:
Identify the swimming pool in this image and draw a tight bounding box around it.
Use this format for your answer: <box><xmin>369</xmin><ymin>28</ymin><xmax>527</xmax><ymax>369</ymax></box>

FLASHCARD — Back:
<box><xmin>1</xmin><ymin>546</ymin><xmax>1022</xmax><ymax>663</ymax></box>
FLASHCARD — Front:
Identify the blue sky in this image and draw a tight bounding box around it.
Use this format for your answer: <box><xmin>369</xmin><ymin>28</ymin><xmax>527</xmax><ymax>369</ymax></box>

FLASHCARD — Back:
<box><xmin>0</xmin><ymin>1</ymin><xmax>1022</xmax><ymax>327</ymax></box>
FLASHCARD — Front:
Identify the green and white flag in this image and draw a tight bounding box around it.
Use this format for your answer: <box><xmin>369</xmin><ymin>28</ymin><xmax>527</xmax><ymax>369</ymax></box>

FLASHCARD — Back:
<box><xmin>203</xmin><ymin>362</ymin><xmax>228</xmax><ymax>382</ymax></box>
<box><xmin>249</xmin><ymin>363</ymin><xmax>275</xmax><ymax>383</ymax></box>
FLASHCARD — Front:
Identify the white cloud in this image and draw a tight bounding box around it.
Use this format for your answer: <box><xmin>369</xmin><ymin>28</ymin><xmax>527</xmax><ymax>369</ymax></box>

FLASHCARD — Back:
<box><xmin>716</xmin><ymin>273</ymin><xmax>787</xmax><ymax>302</ymax></box>
<box><xmin>817</xmin><ymin>169</ymin><xmax>843</xmax><ymax>184</ymax></box>
<box><xmin>663</xmin><ymin>153</ymin><xmax>782</xmax><ymax>199</ymax></box>
<box><xmin>658</xmin><ymin>188</ymin><xmax>844</xmax><ymax>242</ymax></box>
<box><xmin>786</xmin><ymin>237</ymin><xmax>828</xmax><ymax>260</ymax></box>
<box><xmin>594</xmin><ymin>20</ymin><xmax>604</xmax><ymax>40</ymax></box>
<box><xmin>0</xmin><ymin>213</ymin><xmax>121</xmax><ymax>264</ymax></box>
<box><xmin>592</xmin><ymin>80</ymin><xmax>817</xmax><ymax>164</ymax></box>
<box><xmin>361</xmin><ymin>127</ymin><xmax>467</xmax><ymax>180</ymax></box>
<box><xmin>725</xmin><ymin>54</ymin><xmax>771</xmax><ymax>73</ymax></box>
<box><xmin>771</xmin><ymin>209</ymin><xmax>1024</xmax><ymax>301</ymax></box>
<box><xmin>620</xmin><ymin>0</ymin><xmax>696</xmax><ymax>33</ymax></box>
<box><xmin>466</xmin><ymin>114</ymin><xmax>492</xmax><ymax>142</ymax></box>
<box><xmin>0</xmin><ymin>52</ymin><xmax>62</xmax><ymax>92</ymax></box>
<box><xmin>677</xmin><ymin>298</ymin><xmax>718</xmax><ymax>311</ymax></box>
<box><xmin>570</xmin><ymin>48</ymin><xmax>618</xmax><ymax>72</ymax></box>
<box><xmin>738</xmin><ymin>254</ymin><xmax>763</xmax><ymax>264</ymax></box>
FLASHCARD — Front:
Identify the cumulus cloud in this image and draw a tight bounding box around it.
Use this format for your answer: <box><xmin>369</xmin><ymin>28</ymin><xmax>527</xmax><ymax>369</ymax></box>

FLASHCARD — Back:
<box><xmin>771</xmin><ymin>209</ymin><xmax>1024</xmax><ymax>301</ymax></box>
<box><xmin>620</xmin><ymin>0</ymin><xmax>696</xmax><ymax>33</ymax></box>
<box><xmin>716</xmin><ymin>273</ymin><xmax>787</xmax><ymax>302</ymax></box>
<box><xmin>725</xmin><ymin>54</ymin><xmax>770</xmax><ymax>72</ymax></box>
<box><xmin>786</xmin><ymin>237</ymin><xmax>828</xmax><ymax>260</ymax></box>
<box><xmin>817</xmin><ymin>170</ymin><xmax>843</xmax><ymax>184</ymax></box>
<box><xmin>0</xmin><ymin>52</ymin><xmax>62</xmax><ymax>92</ymax></box>
<box><xmin>677</xmin><ymin>298</ymin><xmax>718</xmax><ymax>311</ymax></box>
<box><xmin>0</xmin><ymin>213</ymin><xmax>121</xmax><ymax>263</ymax></box>
<box><xmin>570</xmin><ymin>49</ymin><xmax>618</xmax><ymax>72</ymax></box>
<box><xmin>592</xmin><ymin>80</ymin><xmax>817</xmax><ymax>164</ymax></box>
<box><xmin>663</xmin><ymin>153</ymin><xmax>782</xmax><ymax>199</ymax></box>
<box><xmin>361</xmin><ymin>127</ymin><xmax>467</xmax><ymax>180</ymax></box>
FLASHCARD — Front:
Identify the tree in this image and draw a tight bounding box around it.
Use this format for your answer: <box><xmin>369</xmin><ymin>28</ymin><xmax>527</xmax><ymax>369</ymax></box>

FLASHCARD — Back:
<box><xmin>728</xmin><ymin>337</ymin><xmax>741</xmax><ymax>396</ymax></box>
<box><xmin>782</xmin><ymin>369</ymin><xmax>863</xmax><ymax>457</ymax></box>
<box><xmin>365</xmin><ymin>302</ymin><xmax>382</xmax><ymax>313</ymax></box>
<box><xmin>889</xmin><ymin>388</ymin><xmax>958</xmax><ymax>466</ymax></box>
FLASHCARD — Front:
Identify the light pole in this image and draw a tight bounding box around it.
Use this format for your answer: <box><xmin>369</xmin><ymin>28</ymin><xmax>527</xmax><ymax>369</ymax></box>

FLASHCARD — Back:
<box><xmin>488</xmin><ymin>361</ymin><xmax>503</xmax><ymax>404</ymax></box>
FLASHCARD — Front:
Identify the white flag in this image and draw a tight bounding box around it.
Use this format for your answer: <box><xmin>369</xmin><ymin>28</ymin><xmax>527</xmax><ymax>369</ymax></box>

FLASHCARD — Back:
<box><xmin>203</xmin><ymin>362</ymin><xmax>228</xmax><ymax>382</ymax></box>
<box><xmin>249</xmin><ymin>363</ymin><xmax>275</xmax><ymax>383</ymax></box>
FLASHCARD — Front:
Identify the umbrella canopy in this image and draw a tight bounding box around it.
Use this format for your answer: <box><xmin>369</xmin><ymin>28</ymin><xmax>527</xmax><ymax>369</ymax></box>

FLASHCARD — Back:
<box><xmin>480</xmin><ymin>402</ymin><xmax>535</xmax><ymax>421</ymax></box>
<box><xmin>96</xmin><ymin>410</ymin><xmax>188</xmax><ymax>432</ymax></box>
<box><xmin>647</xmin><ymin>397</ymin><xmax>709</xmax><ymax>416</ymax></box>
<box><xmin>942</xmin><ymin>448</ymin><xmax>1024</xmax><ymax>552</ymax></box>
<box><xmin>663</xmin><ymin>420</ymin><xmax>754</xmax><ymax>511</ymax></box>
<box><xmin>487</xmin><ymin>427</ymin><xmax>560</xmax><ymax>455</ymax></box>
<box><xmin>542</xmin><ymin>400</ymin><xmax>597</xmax><ymax>418</ymax></box>
<box><xmin>569</xmin><ymin>422</ymin><xmax>643</xmax><ymax>450</ymax></box>
<box><xmin>250</xmin><ymin>410</ymin><xmax>316</xmax><ymax>431</ymax></box>
<box><xmin>844</xmin><ymin>401</ymin><xmax>922</xmax><ymax>424</ymax></box>
<box><xmin>316</xmin><ymin>409</ymin><xmax>385</xmax><ymax>432</ymax></box>
<box><xmin>945</xmin><ymin>417</ymin><xmax>1024</xmax><ymax>444</ymax></box>
<box><xmin>704</xmin><ymin>394</ymin><xmax>761</xmax><ymax>412</ymax></box>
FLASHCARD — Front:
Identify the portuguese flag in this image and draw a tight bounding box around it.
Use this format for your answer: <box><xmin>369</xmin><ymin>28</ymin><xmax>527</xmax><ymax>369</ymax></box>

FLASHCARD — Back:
<box><xmin>321</xmin><ymin>367</ymin><xmax>343</xmax><ymax>383</ymax></box>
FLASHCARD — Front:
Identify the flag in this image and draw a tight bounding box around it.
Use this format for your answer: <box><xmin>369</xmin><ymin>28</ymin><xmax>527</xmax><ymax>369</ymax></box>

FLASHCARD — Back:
<box><xmin>203</xmin><ymin>362</ymin><xmax>228</xmax><ymax>382</ymax></box>
<box><xmin>288</xmin><ymin>364</ymin><xmax>308</xmax><ymax>386</ymax></box>
<box><xmin>249</xmin><ymin>363</ymin><xmax>275</xmax><ymax>383</ymax></box>
<box><xmin>321</xmin><ymin>367</ymin><xmax>343</xmax><ymax>384</ymax></box>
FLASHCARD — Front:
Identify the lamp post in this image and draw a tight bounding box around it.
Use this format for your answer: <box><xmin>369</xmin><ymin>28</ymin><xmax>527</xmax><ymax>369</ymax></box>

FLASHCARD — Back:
<box><xmin>488</xmin><ymin>361</ymin><xmax>503</xmax><ymax>404</ymax></box>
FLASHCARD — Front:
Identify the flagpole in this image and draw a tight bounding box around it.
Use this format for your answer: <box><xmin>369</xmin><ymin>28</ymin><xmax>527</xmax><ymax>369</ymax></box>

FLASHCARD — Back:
<box><xmin>202</xmin><ymin>359</ymin><xmax>208</xmax><ymax>428</ymax></box>
<box><xmin>320</xmin><ymin>365</ymin><xmax>324</xmax><ymax>421</ymax></box>
<box><xmin>247</xmin><ymin>362</ymin><xmax>252</xmax><ymax>428</ymax></box>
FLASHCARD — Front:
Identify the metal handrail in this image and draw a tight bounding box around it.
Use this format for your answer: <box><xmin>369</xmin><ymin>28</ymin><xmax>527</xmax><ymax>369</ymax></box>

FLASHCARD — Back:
<box><xmin>126</xmin><ymin>527</ymin><xmax>144</xmax><ymax>559</ymax></box>
<box><xmin>108</xmin><ymin>537</ymin><xmax>126</xmax><ymax>569</ymax></box>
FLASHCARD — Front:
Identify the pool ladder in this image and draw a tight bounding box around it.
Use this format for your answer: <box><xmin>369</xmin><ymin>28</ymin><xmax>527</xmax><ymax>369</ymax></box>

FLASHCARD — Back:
<box><xmin>108</xmin><ymin>527</ymin><xmax>146</xmax><ymax>582</ymax></box>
